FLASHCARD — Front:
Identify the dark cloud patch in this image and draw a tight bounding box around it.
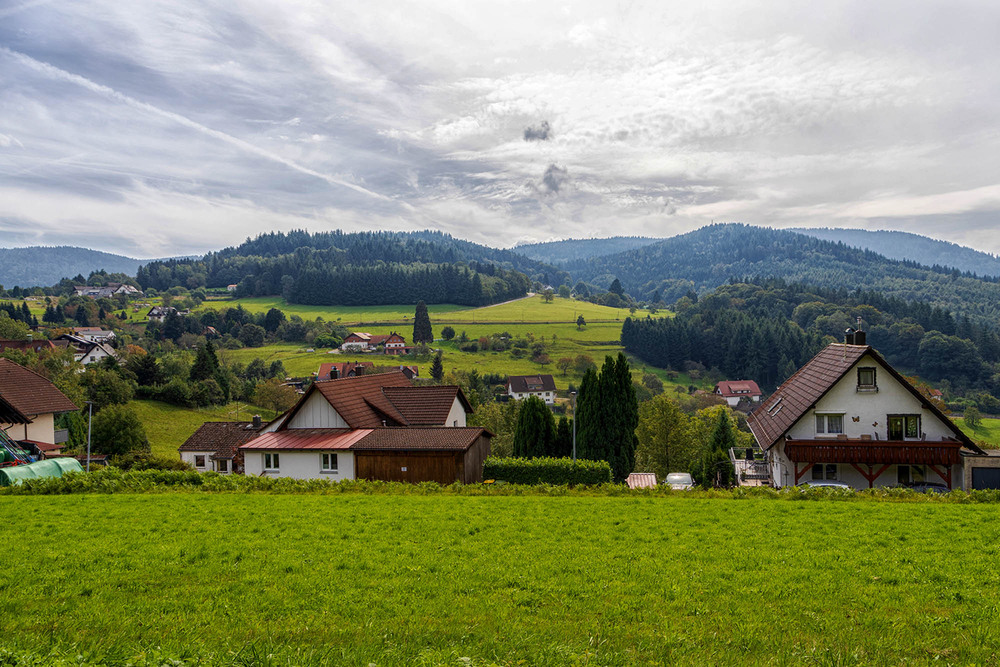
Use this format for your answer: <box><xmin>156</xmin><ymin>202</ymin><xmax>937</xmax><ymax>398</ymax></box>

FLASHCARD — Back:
<box><xmin>523</xmin><ymin>120</ymin><xmax>551</xmax><ymax>141</ymax></box>
<box><xmin>541</xmin><ymin>163</ymin><xmax>568</xmax><ymax>193</ymax></box>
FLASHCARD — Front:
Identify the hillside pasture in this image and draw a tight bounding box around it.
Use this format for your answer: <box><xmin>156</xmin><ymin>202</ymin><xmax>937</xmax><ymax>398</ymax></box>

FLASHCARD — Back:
<box><xmin>956</xmin><ymin>417</ymin><xmax>1000</xmax><ymax>448</ymax></box>
<box><xmin>2</xmin><ymin>494</ymin><xmax>998</xmax><ymax>665</ymax></box>
<box><xmin>130</xmin><ymin>400</ymin><xmax>271</xmax><ymax>459</ymax></box>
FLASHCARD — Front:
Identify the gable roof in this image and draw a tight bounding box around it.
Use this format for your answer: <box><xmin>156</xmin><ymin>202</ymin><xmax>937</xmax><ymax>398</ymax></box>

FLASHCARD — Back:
<box><xmin>0</xmin><ymin>359</ymin><xmax>78</xmax><ymax>417</ymax></box>
<box><xmin>381</xmin><ymin>386</ymin><xmax>473</xmax><ymax>425</ymax></box>
<box><xmin>748</xmin><ymin>343</ymin><xmax>981</xmax><ymax>453</ymax></box>
<box><xmin>317</xmin><ymin>361</ymin><xmax>374</xmax><ymax>381</ymax></box>
<box><xmin>288</xmin><ymin>371</ymin><xmax>413</xmax><ymax>429</ymax></box>
<box><xmin>177</xmin><ymin>421</ymin><xmax>266</xmax><ymax>458</ymax></box>
<box><xmin>715</xmin><ymin>380</ymin><xmax>762</xmax><ymax>397</ymax></box>
<box><xmin>507</xmin><ymin>375</ymin><xmax>556</xmax><ymax>393</ymax></box>
<box><xmin>241</xmin><ymin>428</ymin><xmax>372</xmax><ymax>451</ymax></box>
<box><xmin>0</xmin><ymin>339</ymin><xmax>57</xmax><ymax>354</ymax></box>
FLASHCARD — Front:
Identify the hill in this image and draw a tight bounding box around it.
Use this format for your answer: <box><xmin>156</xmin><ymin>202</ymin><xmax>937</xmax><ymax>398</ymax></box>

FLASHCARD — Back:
<box><xmin>0</xmin><ymin>246</ymin><xmax>151</xmax><ymax>288</ymax></box>
<box><xmin>569</xmin><ymin>224</ymin><xmax>1000</xmax><ymax>323</ymax></box>
<box><xmin>790</xmin><ymin>227</ymin><xmax>1000</xmax><ymax>277</ymax></box>
<box><xmin>515</xmin><ymin>236</ymin><xmax>663</xmax><ymax>265</ymax></box>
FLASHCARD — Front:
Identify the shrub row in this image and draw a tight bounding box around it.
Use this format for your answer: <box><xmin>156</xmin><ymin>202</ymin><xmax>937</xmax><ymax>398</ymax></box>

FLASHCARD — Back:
<box><xmin>482</xmin><ymin>456</ymin><xmax>612</xmax><ymax>486</ymax></box>
<box><xmin>4</xmin><ymin>467</ymin><xmax>1000</xmax><ymax>503</ymax></box>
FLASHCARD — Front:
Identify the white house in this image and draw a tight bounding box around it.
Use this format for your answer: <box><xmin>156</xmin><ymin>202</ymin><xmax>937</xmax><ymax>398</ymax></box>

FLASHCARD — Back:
<box><xmin>178</xmin><ymin>418</ymin><xmax>267</xmax><ymax>474</ymax></box>
<box><xmin>748</xmin><ymin>332</ymin><xmax>990</xmax><ymax>491</ymax></box>
<box><xmin>71</xmin><ymin>327</ymin><xmax>115</xmax><ymax>343</ymax></box>
<box><xmin>506</xmin><ymin>375</ymin><xmax>557</xmax><ymax>404</ymax></box>
<box><xmin>0</xmin><ymin>359</ymin><xmax>78</xmax><ymax>450</ymax></box>
<box><xmin>714</xmin><ymin>380</ymin><xmax>762</xmax><ymax>407</ymax></box>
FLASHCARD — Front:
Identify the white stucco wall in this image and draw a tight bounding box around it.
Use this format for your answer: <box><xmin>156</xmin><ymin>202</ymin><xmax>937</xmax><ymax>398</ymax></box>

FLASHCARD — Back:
<box><xmin>243</xmin><ymin>450</ymin><xmax>356</xmax><ymax>480</ymax></box>
<box><xmin>287</xmin><ymin>391</ymin><xmax>348</xmax><ymax>429</ymax></box>
<box><xmin>3</xmin><ymin>413</ymin><xmax>57</xmax><ymax>444</ymax></box>
<box><xmin>507</xmin><ymin>389</ymin><xmax>554</xmax><ymax>404</ymax></box>
<box><xmin>785</xmin><ymin>354</ymin><xmax>954</xmax><ymax>443</ymax></box>
<box><xmin>180</xmin><ymin>450</ymin><xmax>215</xmax><ymax>471</ymax></box>
<box><xmin>446</xmin><ymin>398</ymin><xmax>467</xmax><ymax>427</ymax></box>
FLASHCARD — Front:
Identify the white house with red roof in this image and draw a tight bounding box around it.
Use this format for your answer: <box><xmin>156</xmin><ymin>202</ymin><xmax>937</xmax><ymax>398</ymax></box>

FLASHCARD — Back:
<box><xmin>714</xmin><ymin>380</ymin><xmax>762</xmax><ymax>407</ymax></box>
<box><xmin>748</xmin><ymin>329</ymin><xmax>993</xmax><ymax>491</ymax></box>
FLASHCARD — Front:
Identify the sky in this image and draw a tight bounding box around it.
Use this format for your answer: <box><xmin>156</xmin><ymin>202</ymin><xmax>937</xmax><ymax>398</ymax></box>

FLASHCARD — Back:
<box><xmin>2</xmin><ymin>0</ymin><xmax>1000</xmax><ymax>257</ymax></box>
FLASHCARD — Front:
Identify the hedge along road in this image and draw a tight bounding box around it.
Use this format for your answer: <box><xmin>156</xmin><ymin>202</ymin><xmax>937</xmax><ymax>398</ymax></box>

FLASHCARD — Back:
<box><xmin>2</xmin><ymin>493</ymin><xmax>999</xmax><ymax>665</ymax></box>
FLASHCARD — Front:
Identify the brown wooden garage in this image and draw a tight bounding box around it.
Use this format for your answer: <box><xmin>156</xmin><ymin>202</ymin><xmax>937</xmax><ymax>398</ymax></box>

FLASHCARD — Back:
<box><xmin>353</xmin><ymin>428</ymin><xmax>492</xmax><ymax>484</ymax></box>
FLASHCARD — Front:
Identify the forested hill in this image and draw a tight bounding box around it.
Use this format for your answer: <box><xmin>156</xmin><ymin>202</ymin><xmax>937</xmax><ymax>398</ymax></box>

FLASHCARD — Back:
<box><xmin>568</xmin><ymin>224</ymin><xmax>1000</xmax><ymax>324</ymax></box>
<box><xmin>790</xmin><ymin>227</ymin><xmax>1000</xmax><ymax>278</ymax></box>
<box><xmin>0</xmin><ymin>246</ymin><xmax>149</xmax><ymax>288</ymax></box>
<box><xmin>515</xmin><ymin>236</ymin><xmax>663</xmax><ymax>265</ymax></box>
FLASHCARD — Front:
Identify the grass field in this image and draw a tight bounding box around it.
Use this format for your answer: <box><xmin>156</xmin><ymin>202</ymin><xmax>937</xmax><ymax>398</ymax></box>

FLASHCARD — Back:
<box><xmin>956</xmin><ymin>417</ymin><xmax>1000</xmax><ymax>448</ymax></box>
<box><xmin>2</xmin><ymin>494</ymin><xmax>999</xmax><ymax>665</ymax></box>
<box><xmin>130</xmin><ymin>400</ymin><xmax>271</xmax><ymax>458</ymax></box>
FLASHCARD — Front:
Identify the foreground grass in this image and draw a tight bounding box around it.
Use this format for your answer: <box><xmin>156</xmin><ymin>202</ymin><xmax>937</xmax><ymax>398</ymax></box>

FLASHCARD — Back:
<box><xmin>1</xmin><ymin>493</ymin><xmax>998</xmax><ymax>665</ymax></box>
<box><xmin>956</xmin><ymin>416</ymin><xmax>1000</xmax><ymax>448</ymax></box>
<box><xmin>130</xmin><ymin>400</ymin><xmax>272</xmax><ymax>458</ymax></box>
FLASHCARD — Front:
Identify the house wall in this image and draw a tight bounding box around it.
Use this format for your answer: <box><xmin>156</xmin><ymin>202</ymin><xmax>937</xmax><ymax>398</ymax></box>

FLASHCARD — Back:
<box><xmin>962</xmin><ymin>453</ymin><xmax>1000</xmax><ymax>490</ymax></box>
<box><xmin>506</xmin><ymin>389</ymin><xmax>554</xmax><ymax>404</ymax></box>
<box><xmin>287</xmin><ymin>391</ymin><xmax>348</xmax><ymax>429</ymax></box>
<box><xmin>446</xmin><ymin>398</ymin><xmax>467</xmax><ymax>427</ymax></box>
<box><xmin>180</xmin><ymin>450</ymin><xmax>215</xmax><ymax>471</ymax></box>
<box><xmin>2</xmin><ymin>413</ymin><xmax>57</xmax><ymax>444</ymax></box>
<box><xmin>243</xmin><ymin>450</ymin><xmax>356</xmax><ymax>480</ymax></box>
<box><xmin>462</xmin><ymin>435</ymin><xmax>491</xmax><ymax>483</ymax></box>
<box><xmin>355</xmin><ymin>451</ymin><xmax>464</xmax><ymax>484</ymax></box>
<box><xmin>785</xmin><ymin>353</ymin><xmax>955</xmax><ymax>443</ymax></box>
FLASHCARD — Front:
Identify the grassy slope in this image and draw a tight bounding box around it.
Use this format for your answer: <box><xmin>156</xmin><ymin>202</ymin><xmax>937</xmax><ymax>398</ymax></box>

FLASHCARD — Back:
<box><xmin>130</xmin><ymin>400</ymin><xmax>272</xmax><ymax>458</ymax></box>
<box><xmin>2</xmin><ymin>495</ymin><xmax>999</xmax><ymax>664</ymax></box>
<box><xmin>955</xmin><ymin>417</ymin><xmax>1000</xmax><ymax>448</ymax></box>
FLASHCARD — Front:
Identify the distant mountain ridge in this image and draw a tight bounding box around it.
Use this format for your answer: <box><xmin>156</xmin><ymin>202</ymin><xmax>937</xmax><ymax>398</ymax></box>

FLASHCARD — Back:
<box><xmin>0</xmin><ymin>246</ymin><xmax>154</xmax><ymax>288</ymax></box>
<box><xmin>789</xmin><ymin>227</ymin><xmax>1000</xmax><ymax>277</ymax></box>
<box><xmin>515</xmin><ymin>236</ymin><xmax>663</xmax><ymax>264</ymax></box>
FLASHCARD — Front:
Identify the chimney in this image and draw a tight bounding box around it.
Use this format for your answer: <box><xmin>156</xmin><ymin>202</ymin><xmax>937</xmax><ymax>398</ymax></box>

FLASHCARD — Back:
<box><xmin>252</xmin><ymin>414</ymin><xmax>262</xmax><ymax>428</ymax></box>
<box><xmin>844</xmin><ymin>328</ymin><xmax>856</xmax><ymax>345</ymax></box>
<box><xmin>853</xmin><ymin>317</ymin><xmax>866</xmax><ymax>345</ymax></box>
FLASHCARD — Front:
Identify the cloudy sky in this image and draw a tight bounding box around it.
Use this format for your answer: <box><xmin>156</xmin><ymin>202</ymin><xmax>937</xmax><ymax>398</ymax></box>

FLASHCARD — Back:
<box><xmin>2</xmin><ymin>0</ymin><xmax>999</xmax><ymax>257</ymax></box>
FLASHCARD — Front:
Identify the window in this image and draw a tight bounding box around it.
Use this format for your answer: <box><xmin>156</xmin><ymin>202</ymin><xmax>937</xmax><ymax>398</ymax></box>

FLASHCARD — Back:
<box><xmin>320</xmin><ymin>453</ymin><xmax>338</xmax><ymax>473</ymax></box>
<box><xmin>857</xmin><ymin>367</ymin><xmax>877</xmax><ymax>392</ymax></box>
<box><xmin>888</xmin><ymin>415</ymin><xmax>921</xmax><ymax>440</ymax></box>
<box><xmin>812</xmin><ymin>464</ymin><xmax>838</xmax><ymax>481</ymax></box>
<box><xmin>217</xmin><ymin>459</ymin><xmax>228</xmax><ymax>473</ymax></box>
<box><xmin>194</xmin><ymin>455</ymin><xmax>206</xmax><ymax>468</ymax></box>
<box><xmin>815</xmin><ymin>414</ymin><xmax>844</xmax><ymax>435</ymax></box>
<box><xmin>264</xmin><ymin>453</ymin><xmax>280</xmax><ymax>470</ymax></box>
<box><xmin>897</xmin><ymin>465</ymin><xmax>926</xmax><ymax>485</ymax></box>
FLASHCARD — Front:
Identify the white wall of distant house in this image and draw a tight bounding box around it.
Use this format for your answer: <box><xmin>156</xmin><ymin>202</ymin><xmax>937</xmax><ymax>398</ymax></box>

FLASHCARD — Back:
<box><xmin>507</xmin><ymin>389</ymin><xmax>555</xmax><ymax>404</ymax></box>
<box><xmin>244</xmin><ymin>450</ymin><xmax>355</xmax><ymax>480</ymax></box>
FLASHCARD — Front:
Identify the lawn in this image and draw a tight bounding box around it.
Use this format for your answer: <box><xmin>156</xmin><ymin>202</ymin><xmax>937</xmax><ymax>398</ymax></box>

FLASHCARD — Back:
<box><xmin>1</xmin><ymin>494</ymin><xmax>998</xmax><ymax>665</ymax></box>
<box><xmin>130</xmin><ymin>399</ymin><xmax>272</xmax><ymax>458</ymax></box>
<box><xmin>956</xmin><ymin>417</ymin><xmax>1000</xmax><ymax>448</ymax></box>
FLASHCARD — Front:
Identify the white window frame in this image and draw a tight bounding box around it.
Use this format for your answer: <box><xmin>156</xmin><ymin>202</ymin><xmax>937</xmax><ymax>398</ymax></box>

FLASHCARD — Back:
<box><xmin>264</xmin><ymin>452</ymin><xmax>280</xmax><ymax>471</ymax></box>
<box><xmin>320</xmin><ymin>453</ymin><xmax>338</xmax><ymax>473</ymax></box>
<box><xmin>815</xmin><ymin>413</ymin><xmax>845</xmax><ymax>436</ymax></box>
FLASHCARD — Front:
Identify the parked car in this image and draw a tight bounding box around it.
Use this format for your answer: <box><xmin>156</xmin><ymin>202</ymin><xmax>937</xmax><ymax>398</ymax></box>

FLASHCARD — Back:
<box><xmin>798</xmin><ymin>480</ymin><xmax>852</xmax><ymax>489</ymax></box>
<box><xmin>907</xmin><ymin>482</ymin><xmax>950</xmax><ymax>494</ymax></box>
<box><xmin>665</xmin><ymin>472</ymin><xmax>693</xmax><ymax>490</ymax></box>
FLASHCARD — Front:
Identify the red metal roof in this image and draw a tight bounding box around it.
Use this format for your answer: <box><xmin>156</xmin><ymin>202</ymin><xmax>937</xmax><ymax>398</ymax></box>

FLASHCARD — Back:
<box><xmin>241</xmin><ymin>428</ymin><xmax>373</xmax><ymax>450</ymax></box>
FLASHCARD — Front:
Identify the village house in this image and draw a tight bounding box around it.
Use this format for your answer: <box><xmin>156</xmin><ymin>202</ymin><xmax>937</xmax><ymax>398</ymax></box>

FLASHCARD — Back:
<box><xmin>339</xmin><ymin>332</ymin><xmax>410</xmax><ymax>354</ymax></box>
<box><xmin>748</xmin><ymin>329</ymin><xmax>997</xmax><ymax>491</ymax></box>
<box><xmin>506</xmin><ymin>375</ymin><xmax>557</xmax><ymax>404</ymax></box>
<box><xmin>714</xmin><ymin>380</ymin><xmax>763</xmax><ymax>408</ymax></box>
<box><xmin>0</xmin><ymin>359</ymin><xmax>78</xmax><ymax>459</ymax></box>
<box><xmin>0</xmin><ymin>338</ymin><xmax>59</xmax><ymax>355</ymax></box>
<box><xmin>317</xmin><ymin>361</ymin><xmax>374</xmax><ymax>381</ymax></box>
<box><xmin>73</xmin><ymin>283</ymin><xmax>142</xmax><ymax>299</ymax></box>
<box><xmin>178</xmin><ymin>417</ymin><xmax>268</xmax><ymax>474</ymax></box>
<box><xmin>71</xmin><ymin>327</ymin><xmax>115</xmax><ymax>343</ymax></box>
<box><xmin>54</xmin><ymin>334</ymin><xmax>117</xmax><ymax>366</ymax></box>
<box><xmin>146</xmin><ymin>306</ymin><xmax>189</xmax><ymax>322</ymax></box>
<box><xmin>239</xmin><ymin>371</ymin><xmax>489</xmax><ymax>484</ymax></box>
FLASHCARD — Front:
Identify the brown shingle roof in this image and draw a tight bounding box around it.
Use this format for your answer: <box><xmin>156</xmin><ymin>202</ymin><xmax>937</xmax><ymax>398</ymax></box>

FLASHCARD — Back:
<box><xmin>0</xmin><ymin>359</ymin><xmax>78</xmax><ymax>417</ymax></box>
<box><xmin>304</xmin><ymin>371</ymin><xmax>413</xmax><ymax>428</ymax></box>
<box><xmin>381</xmin><ymin>386</ymin><xmax>471</xmax><ymax>426</ymax></box>
<box><xmin>715</xmin><ymin>380</ymin><xmax>762</xmax><ymax>397</ymax></box>
<box><xmin>177</xmin><ymin>421</ymin><xmax>265</xmax><ymax>458</ymax></box>
<box><xmin>352</xmin><ymin>427</ymin><xmax>488</xmax><ymax>451</ymax></box>
<box><xmin>748</xmin><ymin>344</ymin><xmax>980</xmax><ymax>453</ymax></box>
<box><xmin>0</xmin><ymin>340</ymin><xmax>57</xmax><ymax>354</ymax></box>
<box><xmin>507</xmin><ymin>374</ymin><xmax>556</xmax><ymax>393</ymax></box>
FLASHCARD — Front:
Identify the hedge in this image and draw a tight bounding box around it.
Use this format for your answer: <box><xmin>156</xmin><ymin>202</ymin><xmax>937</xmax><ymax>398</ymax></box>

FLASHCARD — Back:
<box><xmin>482</xmin><ymin>456</ymin><xmax>612</xmax><ymax>486</ymax></box>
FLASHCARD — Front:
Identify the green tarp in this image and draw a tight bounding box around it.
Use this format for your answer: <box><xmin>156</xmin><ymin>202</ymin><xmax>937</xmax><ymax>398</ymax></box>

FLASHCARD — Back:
<box><xmin>0</xmin><ymin>457</ymin><xmax>84</xmax><ymax>486</ymax></box>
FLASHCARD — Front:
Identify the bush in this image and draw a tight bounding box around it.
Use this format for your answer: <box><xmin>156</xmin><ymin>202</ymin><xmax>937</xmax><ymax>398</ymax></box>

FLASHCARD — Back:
<box><xmin>482</xmin><ymin>457</ymin><xmax>612</xmax><ymax>486</ymax></box>
<box><xmin>158</xmin><ymin>377</ymin><xmax>194</xmax><ymax>407</ymax></box>
<box><xmin>441</xmin><ymin>326</ymin><xmax>455</xmax><ymax>341</ymax></box>
<box><xmin>460</xmin><ymin>342</ymin><xmax>479</xmax><ymax>353</ymax></box>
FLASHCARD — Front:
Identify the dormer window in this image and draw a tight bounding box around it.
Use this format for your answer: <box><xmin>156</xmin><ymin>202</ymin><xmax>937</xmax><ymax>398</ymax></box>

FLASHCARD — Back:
<box><xmin>857</xmin><ymin>367</ymin><xmax>877</xmax><ymax>392</ymax></box>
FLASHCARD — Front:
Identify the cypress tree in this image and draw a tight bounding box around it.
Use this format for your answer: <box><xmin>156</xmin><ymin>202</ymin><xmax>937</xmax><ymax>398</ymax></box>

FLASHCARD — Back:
<box><xmin>430</xmin><ymin>351</ymin><xmax>444</xmax><ymax>382</ymax></box>
<box><xmin>190</xmin><ymin>341</ymin><xmax>218</xmax><ymax>382</ymax></box>
<box><xmin>553</xmin><ymin>416</ymin><xmax>573</xmax><ymax>458</ymax></box>
<box><xmin>574</xmin><ymin>367</ymin><xmax>601</xmax><ymax>461</ymax></box>
<box><xmin>413</xmin><ymin>301</ymin><xmax>433</xmax><ymax>343</ymax></box>
<box><xmin>512</xmin><ymin>395</ymin><xmax>555</xmax><ymax>458</ymax></box>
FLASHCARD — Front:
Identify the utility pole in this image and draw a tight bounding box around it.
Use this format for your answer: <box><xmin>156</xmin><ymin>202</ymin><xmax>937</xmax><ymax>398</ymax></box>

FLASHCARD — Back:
<box><xmin>85</xmin><ymin>401</ymin><xmax>93</xmax><ymax>472</ymax></box>
<box><xmin>570</xmin><ymin>390</ymin><xmax>577</xmax><ymax>462</ymax></box>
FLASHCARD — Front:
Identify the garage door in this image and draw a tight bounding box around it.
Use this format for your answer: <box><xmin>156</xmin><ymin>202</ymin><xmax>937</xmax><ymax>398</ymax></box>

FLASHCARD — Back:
<box><xmin>971</xmin><ymin>468</ymin><xmax>1000</xmax><ymax>490</ymax></box>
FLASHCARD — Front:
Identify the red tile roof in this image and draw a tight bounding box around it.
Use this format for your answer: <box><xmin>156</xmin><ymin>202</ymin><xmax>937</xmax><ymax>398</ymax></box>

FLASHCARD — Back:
<box><xmin>241</xmin><ymin>428</ymin><xmax>373</xmax><ymax>450</ymax></box>
<box><xmin>0</xmin><ymin>340</ymin><xmax>57</xmax><ymax>354</ymax></box>
<box><xmin>178</xmin><ymin>421</ymin><xmax>266</xmax><ymax>458</ymax></box>
<box><xmin>0</xmin><ymin>359</ymin><xmax>78</xmax><ymax>417</ymax></box>
<box><xmin>715</xmin><ymin>380</ymin><xmax>762</xmax><ymax>397</ymax></box>
<box><xmin>305</xmin><ymin>371</ymin><xmax>413</xmax><ymax>428</ymax></box>
<box><xmin>381</xmin><ymin>386</ymin><xmax>471</xmax><ymax>425</ymax></box>
<box><xmin>507</xmin><ymin>374</ymin><xmax>556</xmax><ymax>393</ymax></box>
<box><xmin>748</xmin><ymin>344</ymin><xmax>980</xmax><ymax>454</ymax></box>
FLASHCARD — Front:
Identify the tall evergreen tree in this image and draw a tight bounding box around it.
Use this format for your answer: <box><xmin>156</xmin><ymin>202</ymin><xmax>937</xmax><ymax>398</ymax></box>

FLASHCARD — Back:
<box><xmin>554</xmin><ymin>416</ymin><xmax>573</xmax><ymax>458</ymax></box>
<box><xmin>609</xmin><ymin>278</ymin><xmax>625</xmax><ymax>297</ymax></box>
<box><xmin>512</xmin><ymin>395</ymin><xmax>555</xmax><ymax>458</ymax></box>
<box><xmin>574</xmin><ymin>367</ymin><xmax>601</xmax><ymax>461</ymax></box>
<box><xmin>575</xmin><ymin>354</ymin><xmax>639</xmax><ymax>481</ymax></box>
<box><xmin>190</xmin><ymin>340</ymin><xmax>220</xmax><ymax>382</ymax></box>
<box><xmin>430</xmin><ymin>351</ymin><xmax>444</xmax><ymax>382</ymax></box>
<box><xmin>413</xmin><ymin>300</ymin><xmax>434</xmax><ymax>343</ymax></box>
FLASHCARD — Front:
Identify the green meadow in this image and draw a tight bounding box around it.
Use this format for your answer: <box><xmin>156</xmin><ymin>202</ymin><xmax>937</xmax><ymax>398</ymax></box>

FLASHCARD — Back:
<box><xmin>956</xmin><ymin>417</ymin><xmax>1000</xmax><ymax>448</ymax></box>
<box><xmin>2</xmin><ymin>494</ymin><xmax>998</xmax><ymax>665</ymax></box>
<box><xmin>131</xmin><ymin>400</ymin><xmax>271</xmax><ymax>458</ymax></box>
